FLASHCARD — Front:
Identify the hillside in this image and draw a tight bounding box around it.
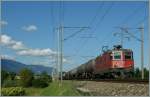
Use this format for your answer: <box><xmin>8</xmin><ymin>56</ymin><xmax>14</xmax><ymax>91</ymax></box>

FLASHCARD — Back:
<box><xmin>1</xmin><ymin>58</ymin><xmax>53</xmax><ymax>75</ymax></box>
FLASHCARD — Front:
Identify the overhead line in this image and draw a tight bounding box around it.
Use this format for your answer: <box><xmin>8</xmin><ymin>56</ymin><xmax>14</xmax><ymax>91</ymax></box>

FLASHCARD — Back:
<box><xmin>63</xmin><ymin>2</ymin><xmax>104</xmax><ymax>41</ymax></box>
<box><xmin>63</xmin><ymin>27</ymin><xmax>89</xmax><ymax>41</ymax></box>
<box><xmin>96</xmin><ymin>4</ymin><xmax>146</xmax><ymax>50</ymax></box>
<box><xmin>88</xmin><ymin>2</ymin><xmax>114</xmax><ymax>45</ymax></box>
<box><xmin>120</xmin><ymin>4</ymin><xmax>145</xmax><ymax>26</ymax></box>
<box><xmin>73</xmin><ymin>2</ymin><xmax>114</xmax><ymax>57</ymax></box>
<box><xmin>122</xmin><ymin>28</ymin><xmax>142</xmax><ymax>42</ymax></box>
<box><xmin>88</xmin><ymin>1</ymin><xmax>105</xmax><ymax>26</ymax></box>
<box><xmin>91</xmin><ymin>2</ymin><xmax>114</xmax><ymax>33</ymax></box>
<box><xmin>86</xmin><ymin>2</ymin><xmax>114</xmax><ymax>53</ymax></box>
<box><xmin>133</xmin><ymin>4</ymin><xmax>148</xmax><ymax>27</ymax></box>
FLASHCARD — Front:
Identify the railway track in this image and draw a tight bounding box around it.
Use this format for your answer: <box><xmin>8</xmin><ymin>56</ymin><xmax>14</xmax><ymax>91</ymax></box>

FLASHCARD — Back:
<box><xmin>74</xmin><ymin>79</ymin><xmax>149</xmax><ymax>84</ymax></box>
<box><xmin>94</xmin><ymin>79</ymin><xmax>149</xmax><ymax>84</ymax></box>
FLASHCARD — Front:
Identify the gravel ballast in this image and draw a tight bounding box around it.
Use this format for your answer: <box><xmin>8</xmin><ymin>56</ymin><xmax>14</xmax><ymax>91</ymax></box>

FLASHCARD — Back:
<box><xmin>75</xmin><ymin>81</ymin><xmax>149</xmax><ymax>96</ymax></box>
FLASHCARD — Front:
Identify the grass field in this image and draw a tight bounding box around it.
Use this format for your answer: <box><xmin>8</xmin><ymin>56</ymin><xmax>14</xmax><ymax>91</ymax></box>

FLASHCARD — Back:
<box><xmin>25</xmin><ymin>80</ymin><xmax>81</xmax><ymax>96</ymax></box>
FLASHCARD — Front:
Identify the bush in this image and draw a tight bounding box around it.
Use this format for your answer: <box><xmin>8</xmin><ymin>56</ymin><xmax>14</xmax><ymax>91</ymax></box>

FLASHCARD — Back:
<box><xmin>32</xmin><ymin>79</ymin><xmax>48</xmax><ymax>88</ymax></box>
<box><xmin>40</xmin><ymin>71</ymin><xmax>52</xmax><ymax>83</ymax></box>
<box><xmin>19</xmin><ymin>68</ymin><xmax>33</xmax><ymax>87</ymax></box>
<box><xmin>144</xmin><ymin>68</ymin><xmax>149</xmax><ymax>79</ymax></box>
<box><xmin>1</xmin><ymin>87</ymin><xmax>25</xmax><ymax>96</ymax></box>
<box><xmin>1</xmin><ymin>70</ymin><xmax>9</xmax><ymax>84</ymax></box>
<box><xmin>8</xmin><ymin>72</ymin><xmax>16</xmax><ymax>80</ymax></box>
<box><xmin>2</xmin><ymin>80</ymin><xmax>20</xmax><ymax>87</ymax></box>
<box><xmin>134</xmin><ymin>67</ymin><xmax>149</xmax><ymax>79</ymax></box>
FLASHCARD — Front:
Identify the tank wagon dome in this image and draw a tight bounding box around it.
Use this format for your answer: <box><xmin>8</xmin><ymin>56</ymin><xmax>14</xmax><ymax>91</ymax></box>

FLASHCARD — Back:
<box><xmin>70</xmin><ymin>68</ymin><xmax>77</xmax><ymax>74</ymax></box>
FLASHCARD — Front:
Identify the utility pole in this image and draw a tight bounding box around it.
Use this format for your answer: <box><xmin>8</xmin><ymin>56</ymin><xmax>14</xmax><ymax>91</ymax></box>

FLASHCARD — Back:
<box><xmin>115</xmin><ymin>25</ymin><xmax>145</xmax><ymax>79</ymax></box>
<box><xmin>57</xmin><ymin>24</ymin><xmax>63</xmax><ymax>85</ymax></box>
<box><xmin>118</xmin><ymin>25</ymin><xmax>144</xmax><ymax>80</ymax></box>
<box><xmin>57</xmin><ymin>26</ymin><xmax>89</xmax><ymax>86</ymax></box>
<box><xmin>57</xmin><ymin>27</ymin><xmax>60</xmax><ymax>82</ymax></box>
<box><xmin>59</xmin><ymin>24</ymin><xmax>63</xmax><ymax>85</ymax></box>
<box><xmin>138</xmin><ymin>24</ymin><xmax>144</xmax><ymax>79</ymax></box>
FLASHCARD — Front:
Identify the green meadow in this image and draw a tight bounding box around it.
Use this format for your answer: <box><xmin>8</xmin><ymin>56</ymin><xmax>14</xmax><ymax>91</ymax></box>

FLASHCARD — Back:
<box><xmin>25</xmin><ymin>81</ymin><xmax>81</xmax><ymax>96</ymax></box>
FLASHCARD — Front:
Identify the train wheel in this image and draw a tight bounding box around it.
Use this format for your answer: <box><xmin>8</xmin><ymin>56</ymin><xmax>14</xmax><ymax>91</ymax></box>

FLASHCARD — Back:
<box><xmin>120</xmin><ymin>72</ymin><xmax>126</xmax><ymax>79</ymax></box>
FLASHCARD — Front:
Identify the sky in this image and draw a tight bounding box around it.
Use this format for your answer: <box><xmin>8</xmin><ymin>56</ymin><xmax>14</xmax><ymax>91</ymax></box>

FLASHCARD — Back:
<box><xmin>0</xmin><ymin>1</ymin><xmax>149</xmax><ymax>72</ymax></box>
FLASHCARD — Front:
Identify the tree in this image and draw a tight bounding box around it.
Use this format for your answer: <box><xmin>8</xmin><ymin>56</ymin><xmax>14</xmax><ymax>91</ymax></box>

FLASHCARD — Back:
<box><xmin>134</xmin><ymin>68</ymin><xmax>141</xmax><ymax>79</ymax></box>
<box><xmin>1</xmin><ymin>70</ymin><xmax>9</xmax><ymax>84</ymax></box>
<box><xmin>19</xmin><ymin>68</ymin><xmax>33</xmax><ymax>87</ymax></box>
<box><xmin>40</xmin><ymin>71</ymin><xmax>52</xmax><ymax>83</ymax></box>
<box><xmin>8</xmin><ymin>72</ymin><xmax>16</xmax><ymax>80</ymax></box>
<box><xmin>32</xmin><ymin>79</ymin><xmax>48</xmax><ymax>88</ymax></box>
<box><xmin>144</xmin><ymin>68</ymin><xmax>149</xmax><ymax>79</ymax></box>
<box><xmin>134</xmin><ymin>67</ymin><xmax>149</xmax><ymax>79</ymax></box>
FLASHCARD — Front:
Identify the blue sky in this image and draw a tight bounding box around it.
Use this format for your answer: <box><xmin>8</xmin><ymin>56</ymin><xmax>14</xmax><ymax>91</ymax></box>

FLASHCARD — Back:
<box><xmin>1</xmin><ymin>1</ymin><xmax>149</xmax><ymax>71</ymax></box>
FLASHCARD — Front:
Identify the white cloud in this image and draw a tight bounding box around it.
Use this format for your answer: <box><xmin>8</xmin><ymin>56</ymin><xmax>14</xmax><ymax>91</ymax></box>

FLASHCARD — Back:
<box><xmin>1</xmin><ymin>34</ymin><xmax>70</xmax><ymax>66</ymax></box>
<box><xmin>63</xmin><ymin>58</ymin><xmax>67</xmax><ymax>63</ymax></box>
<box><xmin>0</xmin><ymin>34</ymin><xmax>25</xmax><ymax>50</ymax></box>
<box><xmin>0</xmin><ymin>54</ymin><xmax>15</xmax><ymax>60</ymax></box>
<box><xmin>22</xmin><ymin>25</ymin><xmax>37</xmax><ymax>32</ymax></box>
<box><xmin>0</xmin><ymin>34</ymin><xmax>14</xmax><ymax>45</ymax></box>
<box><xmin>17</xmin><ymin>48</ymin><xmax>57</xmax><ymax>56</ymax></box>
<box><xmin>12</xmin><ymin>41</ymin><xmax>25</xmax><ymax>50</ymax></box>
<box><xmin>0</xmin><ymin>20</ymin><xmax>8</xmax><ymax>26</ymax></box>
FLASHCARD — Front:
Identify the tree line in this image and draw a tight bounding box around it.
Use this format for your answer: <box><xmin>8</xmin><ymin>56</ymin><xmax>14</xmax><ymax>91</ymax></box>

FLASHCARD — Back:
<box><xmin>134</xmin><ymin>67</ymin><xmax>149</xmax><ymax>79</ymax></box>
<box><xmin>1</xmin><ymin>68</ymin><xmax>52</xmax><ymax>88</ymax></box>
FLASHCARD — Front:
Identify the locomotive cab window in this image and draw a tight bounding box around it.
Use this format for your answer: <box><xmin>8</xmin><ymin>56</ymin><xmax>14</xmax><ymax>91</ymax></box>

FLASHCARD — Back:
<box><xmin>110</xmin><ymin>53</ymin><xmax>113</xmax><ymax>60</ymax></box>
<box><xmin>125</xmin><ymin>52</ymin><xmax>132</xmax><ymax>60</ymax></box>
<box><xmin>113</xmin><ymin>52</ymin><xmax>121</xmax><ymax>60</ymax></box>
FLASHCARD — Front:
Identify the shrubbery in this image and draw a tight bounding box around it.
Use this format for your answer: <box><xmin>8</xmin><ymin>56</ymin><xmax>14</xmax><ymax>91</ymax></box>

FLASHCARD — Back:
<box><xmin>40</xmin><ymin>71</ymin><xmax>52</xmax><ymax>83</ymax></box>
<box><xmin>19</xmin><ymin>68</ymin><xmax>33</xmax><ymax>87</ymax></box>
<box><xmin>32</xmin><ymin>79</ymin><xmax>48</xmax><ymax>88</ymax></box>
<box><xmin>1</xmin><ymin>68</ymin><xmax>52</xmax><ymax>91</ymax></box>
<box><xmin>8</xmin><ymin>72</ymin><xmax>16</xmax><ymax>80</ymax></box>
<box><xmin>134</xmin><ymin>67</ymin><xmax>149</xmax><ymax>79</ymax></box>
<box><xmin>1</xmin><ymin>87</ymin><xmax>25</xmax><ymax>96</ymax></box>
<box><xmin>2</xmin><ymin>80</ymin><xmax>20</xmax><ymax>87</ymax></box>
<box><xmin>1</xmin><ymin>70</ymin><xmax>9</xmax><ymax>84</ymax></box>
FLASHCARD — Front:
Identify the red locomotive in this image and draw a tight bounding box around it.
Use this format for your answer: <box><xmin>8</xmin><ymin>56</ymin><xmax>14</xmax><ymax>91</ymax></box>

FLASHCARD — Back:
<box><xmin>65</xmin><ymin>45</ymin><xmax>134</xmax><ymax>79</ymax></box>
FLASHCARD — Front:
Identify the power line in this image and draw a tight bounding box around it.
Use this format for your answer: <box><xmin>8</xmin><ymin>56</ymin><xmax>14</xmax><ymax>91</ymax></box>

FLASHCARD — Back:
<box><xmin>120</xmin><ymin>4</ymin><xmax>145</xmax><ymax>26</ymax></box>
<box><xmin>73</xmin><ymin>37</ymin><xmax>91</xmax><ymax>56</ymax></box>
<box><xmin>69</xmin><ymin>2</ymin><xmax>114</xmax><ymax>63</ymax></box>
<box><xmin>110</xmin><ymin>4</ymin><xmax>146</xmax><ymax>46</ymax></box>
<box><xmin>91</xmin><ymin>2</ymin><xmax>114</xmax><ymax>34</ymax></box>
<box><xmin>88</xmin><ymin>1</ymin><xmax>105</xmax><ymax>26</ymax></box>
<box><xmin>83</xmin><ymin>2</ymin><xmax>114</xmax><ymax>54</ymax></box>
<box><xmin>121</xmin><ymin>27</ymin><xmax>142</xmax><ymax>42</ymax></box>
<box><xmin>87</xmin><ymin>2</ymin><xmax>114</xmax><ymax>47</ymax></box>
<box><xmin>97</xmin><ymin>4</ymin><xmax>146</xmax><ymax>48</ymax></box>
<box><xmin>133</xmin><ymin>4</ymin><xmax>148</xmax><ymax>27</ymax></box>
<box><xmin>63</xmin><ymin>27</ymin><xmax>90</xmax><ymax>41</ymax></box>
<box><xmin>76</xmin><ymin>2</ymin><xmax>114</xmax><ymax>54</ymax></box>
<box><xmin>64</xmin><ymin>2</ymin><xmax>104</xmax><ymax>41</ymax></box>
<box><xmin>62</xmin><ymin>1</ymin><xmax>100</xmax><ymax>41</ymax></box>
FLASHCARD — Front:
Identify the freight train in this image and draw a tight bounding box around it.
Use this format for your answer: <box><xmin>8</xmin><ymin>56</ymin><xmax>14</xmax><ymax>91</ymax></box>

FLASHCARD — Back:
<box><xmin>64</xmin><ymin>45</ymin><xmax>134</xmax><ymax>79</ymax></box>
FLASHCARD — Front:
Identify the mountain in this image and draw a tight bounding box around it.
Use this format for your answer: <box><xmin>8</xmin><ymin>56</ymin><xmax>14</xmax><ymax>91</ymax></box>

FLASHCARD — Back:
<box><xmin>28</xmin><ymin>65</ymin><xmax>54</xmax><ymax>75</ymax></box>
<box><xmin>1</xmin><ymin>58</ymin><xmax>53</xmax><ymax>75</ymax></box>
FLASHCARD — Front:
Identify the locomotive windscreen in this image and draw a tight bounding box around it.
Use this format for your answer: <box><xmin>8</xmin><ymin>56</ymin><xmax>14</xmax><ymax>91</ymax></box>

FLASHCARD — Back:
<box><xmin>114</xmin><ymin>52</ymin><xmax>121</xmax><ymax>60</ymax></box>
<box><xmin>125</xmin><ymin>52</ymin><xmax>133</xmax><ymax>60</ymax></box>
